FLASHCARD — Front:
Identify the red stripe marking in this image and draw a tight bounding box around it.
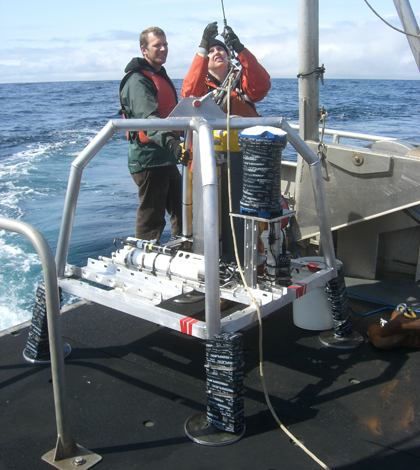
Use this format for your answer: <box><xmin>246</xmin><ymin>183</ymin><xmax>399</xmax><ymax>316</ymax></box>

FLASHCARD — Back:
<box><xmin>307</xmin><ymin>262</ymin><xmax>321</xmax><ymax>273</ymax></box>
<box><xmin>180</xmin><ymin>317</ymin><xmax>199</xmax><ymax>335</ymax></box>
<box><xmin>289</xmin><ymin>282</ymin><xmax>307</xmax><ymax>298</ymax></box>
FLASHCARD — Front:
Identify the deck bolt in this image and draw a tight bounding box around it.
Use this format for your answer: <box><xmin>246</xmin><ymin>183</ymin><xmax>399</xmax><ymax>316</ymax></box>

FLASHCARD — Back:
<box><xmin>73</xmin><ymin>456</ymin><xmax>86</xmax><ymax>466</ymax></box>
<box><xmin>352</xmin><ymin>154</ymin><xmax>364</xmax><ymax>166</ymax></box>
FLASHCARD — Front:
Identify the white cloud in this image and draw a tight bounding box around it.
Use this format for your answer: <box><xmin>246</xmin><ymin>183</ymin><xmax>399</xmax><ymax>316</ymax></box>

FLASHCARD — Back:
<box><xmin>0</xmin><ymin>1</ymin><xmax>419</xmax><ymax>83</ymax></box>
<box><xmin>319</xmin><ymin>18</ymin><xmax>420</xmax><ymax>79</ymax></box>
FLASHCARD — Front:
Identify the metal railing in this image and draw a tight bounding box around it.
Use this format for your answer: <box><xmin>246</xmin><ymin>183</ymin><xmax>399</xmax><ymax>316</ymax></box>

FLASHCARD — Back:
<box><xmin>0</xmin><ymin>217</ymin><xmax>100</xmax><ymax>467</ymax></box>
<box><xmin>289</xmin><ymin>123</ymin><xmax>399</xmax><ymax>144</ymax></box>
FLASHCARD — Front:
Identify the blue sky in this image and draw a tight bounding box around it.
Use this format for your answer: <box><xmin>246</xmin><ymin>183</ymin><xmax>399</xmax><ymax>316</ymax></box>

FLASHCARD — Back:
<box><xmin>1</xmin><ymin>0</ymin><xmax>419</xmax><ymax>83</ymax></box>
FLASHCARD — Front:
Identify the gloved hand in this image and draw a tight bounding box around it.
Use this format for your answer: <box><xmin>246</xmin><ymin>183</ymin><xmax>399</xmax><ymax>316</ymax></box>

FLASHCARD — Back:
<box><xmin>167</xmin><ymin>139</ymin><xmax>191</xmax><ymax>166</ymax></box>
<box><xmin>224</xmin><ymin>26</ymin><xmax>245</xmax><ymax>54</ymax></box>
<box><xmin>200</xmin><ymin>22</ymin><xmax>218</xmax><ymax>51</ymax></box>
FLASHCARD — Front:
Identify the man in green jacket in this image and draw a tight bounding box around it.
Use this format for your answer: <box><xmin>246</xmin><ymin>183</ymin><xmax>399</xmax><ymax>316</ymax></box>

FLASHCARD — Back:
<box><xmin>120</xmin><ymin>26</ymin><xmax>190</xmax><ymax>242</ymax></box>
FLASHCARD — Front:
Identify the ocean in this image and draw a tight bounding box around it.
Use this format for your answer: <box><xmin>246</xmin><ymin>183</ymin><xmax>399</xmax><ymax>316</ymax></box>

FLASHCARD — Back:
<box><xmin>0</xmin><ymin>78</ymin><xmax>419</xmax><ymax>330</ymax></box>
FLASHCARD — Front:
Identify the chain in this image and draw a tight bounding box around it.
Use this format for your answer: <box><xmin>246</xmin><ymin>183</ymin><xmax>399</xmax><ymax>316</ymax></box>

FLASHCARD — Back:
<box><xmin>317</xmin><ymin>106</ymin><xmax>328</xmax><ymax>159</ymax></box>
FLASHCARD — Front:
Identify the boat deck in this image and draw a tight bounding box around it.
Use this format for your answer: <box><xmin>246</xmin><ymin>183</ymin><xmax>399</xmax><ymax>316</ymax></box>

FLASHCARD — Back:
<box><xmin>1</xmin><ymin>277</ymin><xmax>420</xmax><ymax>470</ymax></box>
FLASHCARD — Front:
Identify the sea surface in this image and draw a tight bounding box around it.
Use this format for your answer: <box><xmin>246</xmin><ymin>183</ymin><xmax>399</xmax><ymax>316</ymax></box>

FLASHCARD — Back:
<box><xmin>0</xmin><ymin>78</ymin><xmax>419</xmax><ymax>330</ymax></box>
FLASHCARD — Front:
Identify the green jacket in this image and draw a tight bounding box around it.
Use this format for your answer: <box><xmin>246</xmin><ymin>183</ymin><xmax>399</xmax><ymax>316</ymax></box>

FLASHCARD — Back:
<box><xmin>120</xmin><ymin>57</ymin><xmax>178</xmax><ymax>174</ymax></box>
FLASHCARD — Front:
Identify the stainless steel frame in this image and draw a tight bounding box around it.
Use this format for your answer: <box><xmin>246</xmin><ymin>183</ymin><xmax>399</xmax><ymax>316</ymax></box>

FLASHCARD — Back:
<box><xmin>55</xmin><ymin>101</ymin><xmax>338</xmax><ymax>341</ymax></box>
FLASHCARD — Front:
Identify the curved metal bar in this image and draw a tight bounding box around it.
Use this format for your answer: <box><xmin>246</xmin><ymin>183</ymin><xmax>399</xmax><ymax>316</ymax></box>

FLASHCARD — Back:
<box><xmin>281</xmin><ymin>120</ymin><xmax>319</xmax><ymax>165</ymax></box>
<box><xmin>0</xmin><ymin>217</ymin><xmax>78</xmax><ymax>458</ymax></box>
<box><xmin>55</xmin><ymin>121</ymin><xmax>117</xmax><ymax>276</ymax></box>
<box><xmin>281</xmin><ymin>121</ymin><xmax>337</xmax><ymax>274</ymax></box>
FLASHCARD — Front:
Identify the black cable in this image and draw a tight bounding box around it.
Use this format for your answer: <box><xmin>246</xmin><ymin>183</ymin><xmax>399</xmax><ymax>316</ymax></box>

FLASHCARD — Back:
<box><xmin>364</xmin><ymin>0</ymin><xmax>420</xmax><ymax>39</ymax></box>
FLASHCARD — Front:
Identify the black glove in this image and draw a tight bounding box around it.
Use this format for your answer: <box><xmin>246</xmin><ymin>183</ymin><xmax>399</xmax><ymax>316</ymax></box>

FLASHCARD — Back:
<box><xmin>167</xmin><ymin>139</ymin><xmax>191</xmax><ymax>166</ymax></box>
<box><xmin>224</xmin><ymin>26</ymin><xmax>245</xmax><ymax>54</ymax></box>
<box><xmin>199</xmin><ymin>22</ymin><xmax>218</xmax><ymax>51</ymax></box>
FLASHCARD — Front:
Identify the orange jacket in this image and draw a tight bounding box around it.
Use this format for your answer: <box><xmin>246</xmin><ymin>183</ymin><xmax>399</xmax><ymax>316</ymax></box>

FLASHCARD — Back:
<box><xmin>181</xmin><ymin>49</ymin><xmax>271</xmax><ymax>117</ymax></box>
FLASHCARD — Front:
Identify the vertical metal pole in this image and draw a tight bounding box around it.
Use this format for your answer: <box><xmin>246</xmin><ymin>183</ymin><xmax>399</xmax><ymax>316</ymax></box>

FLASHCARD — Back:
<box><xmin>55</xmin><ymin>165</ymin><xmax>83</xmax><ymax>277</ymax></box>
<box><xmin>182</xmin><ymin>130</ymin><xmax>193</xmax><ymax>237</ymax></box>
<box><xmin>298</xmin><ymin>0</ymin><xmax>320</xmax><ymax>141</ymax></box>
<box><xmin>393</xmin><ymin>0</ymin><xmax>420</xmax><ymax>73</ymax></box>
<box><xmin>195</xmin><ymin>121</ymin><xmax>221</xmax><ymax>339</ymax></box>
<box><xmin>265</xmin><ymin>221</ymin><xmax>282</xmax><ymax>281</ymax></box>
<box><xmin>308</xmin><ymin>161</ymin><xmax>337</xmax><ymax>274</ymax></box>
<box><xmin>243</xmin><ymin>219</ymin><xmax>259</xmax><ymax>288</ymax></box>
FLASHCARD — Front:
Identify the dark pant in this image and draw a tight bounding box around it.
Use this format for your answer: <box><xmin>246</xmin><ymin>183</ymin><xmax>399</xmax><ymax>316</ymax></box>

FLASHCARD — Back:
<box><xmin>131</xmin><ymin>165</ymin><xmax>182</xmax><ymax>242</ymax></box>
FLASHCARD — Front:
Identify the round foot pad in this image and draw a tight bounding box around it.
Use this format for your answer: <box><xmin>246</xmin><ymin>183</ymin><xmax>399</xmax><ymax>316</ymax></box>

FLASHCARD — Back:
<box><xmin>23</xmin><ymin>343</ymin><xmax>72</xmax><ymax>364</ymax></box>
<box><xmin>319</xmin><ymin>330</ymin><xmax>364</xmax><ymax>349</ymax></box>
<box><xmin>185</xmin><ymin>412</ymin><xmax>245</xmax><ymax>446</ymax></box>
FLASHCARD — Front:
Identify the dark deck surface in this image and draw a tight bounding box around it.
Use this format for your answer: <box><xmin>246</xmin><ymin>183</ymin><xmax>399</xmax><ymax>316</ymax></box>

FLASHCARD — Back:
<box><xmin>1</xmin><ymin>277</ymin><xmax>420</xmax><ymax>470</ymax></box>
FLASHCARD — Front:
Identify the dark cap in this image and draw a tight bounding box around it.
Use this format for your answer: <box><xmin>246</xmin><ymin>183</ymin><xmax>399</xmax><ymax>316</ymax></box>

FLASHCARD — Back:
<box><xmin>209</xmin><ymin>38</ymin><xmax>229</xmax><ymax>55</ymax></box>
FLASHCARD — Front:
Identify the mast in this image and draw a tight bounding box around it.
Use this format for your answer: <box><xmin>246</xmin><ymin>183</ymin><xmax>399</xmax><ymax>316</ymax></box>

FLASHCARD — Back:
<box><xmin>393</xmin><ymin>0</ymin><xmax>420</xmax><ymax>73</ymax></box>
<box><xmin>297</xmin><ymin>0</ymin><xmax>320</xmax><ymax>142</ymax></box>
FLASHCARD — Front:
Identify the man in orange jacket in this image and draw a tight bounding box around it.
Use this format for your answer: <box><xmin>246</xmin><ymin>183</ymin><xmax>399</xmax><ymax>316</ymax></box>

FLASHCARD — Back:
<box><xmin>182</xmin><ymin>23</ymin><xmax>271</xmax><ymax>278</ymax></box>
<box><xmin>181</xmin><ymin>22</ymin><xmax>271</xmax><ymax>117</ymax></box>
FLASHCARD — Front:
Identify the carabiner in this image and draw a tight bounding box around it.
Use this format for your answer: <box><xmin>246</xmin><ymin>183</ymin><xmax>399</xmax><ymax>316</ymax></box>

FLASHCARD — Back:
<box><xmin>397</xmin><ymin>303</ymin><xmax>417</xmax><ymax>318</ymax></box>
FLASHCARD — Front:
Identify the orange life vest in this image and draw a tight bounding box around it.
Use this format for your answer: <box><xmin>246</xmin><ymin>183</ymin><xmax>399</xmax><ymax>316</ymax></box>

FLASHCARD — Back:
<box><xmin>119</xmin><ymin>68</ymin><xmax>179</xmax><ymax>144</ymax></box>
